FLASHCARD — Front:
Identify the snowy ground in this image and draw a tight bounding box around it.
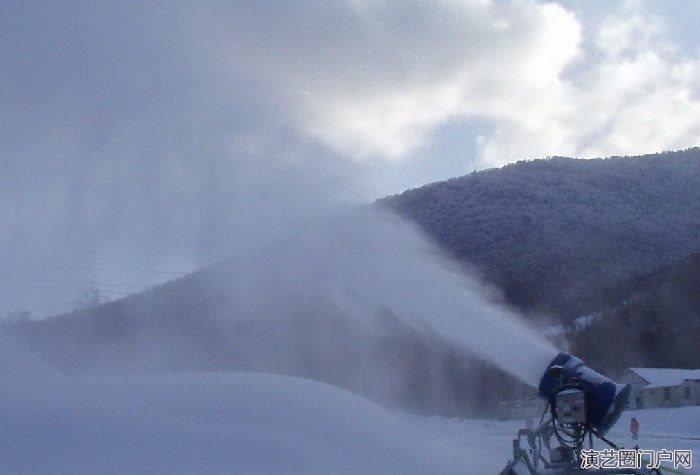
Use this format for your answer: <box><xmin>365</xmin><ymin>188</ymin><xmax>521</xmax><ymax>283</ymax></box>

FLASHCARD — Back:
<box><xmin>1</xmin><ymin>371</ymin><xmax>697</xmax><ymax>474</ymax></box>
<box><xmin>410</xmin><ymin>407</ymin><xmax>700</xmax><ymax>474</ymax></box>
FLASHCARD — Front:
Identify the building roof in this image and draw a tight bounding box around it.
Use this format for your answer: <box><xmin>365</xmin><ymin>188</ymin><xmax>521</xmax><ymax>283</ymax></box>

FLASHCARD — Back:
<box><xmin>627</xmin><ymin>368</ymin><xmax>700</xmax><ymax>389</ymax></box>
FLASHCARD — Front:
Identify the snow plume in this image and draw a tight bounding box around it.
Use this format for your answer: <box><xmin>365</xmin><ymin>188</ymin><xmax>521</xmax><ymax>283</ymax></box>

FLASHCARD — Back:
<box><xmin>1</xmin><ymin>1</ymin><xmax>561</xmax><ymax>395</ymax></box>
<box><xmin>5</xmin><ymin>150</ymin><xmax>559</xmax><ymax>392</ymax></box>
<box><xmin>203</xmin><ymin>199</ymin><xmax>558</xmax><ymax>389</ymax></box>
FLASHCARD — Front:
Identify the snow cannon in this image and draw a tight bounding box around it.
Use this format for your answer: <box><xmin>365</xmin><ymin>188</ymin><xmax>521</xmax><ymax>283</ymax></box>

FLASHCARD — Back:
<box><xmin>501</xmin><ymin>355</ymin><xmax>646</xmax><ymax>474</ymax></box>
<box><xmin>538</xmin><ymin>352</ymin><xmax>630</xmax><ymax>435</ymax></box>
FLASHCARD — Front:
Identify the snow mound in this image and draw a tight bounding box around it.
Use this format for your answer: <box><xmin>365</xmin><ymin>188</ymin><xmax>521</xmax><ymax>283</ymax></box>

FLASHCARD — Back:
<box><xmin>1</xmin><ymin>372</ymin><xmax>481</xmax><ymax>475</ymax></box>
<box><xmin>3</xmin><ymin>369</ymin><xmax>696</xmax><ymax>474</ymax></box>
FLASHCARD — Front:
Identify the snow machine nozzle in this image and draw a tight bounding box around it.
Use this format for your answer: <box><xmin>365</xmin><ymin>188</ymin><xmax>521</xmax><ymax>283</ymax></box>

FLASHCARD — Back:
<box><xmin>538</xmin><ymin>352</ymin><xmax>630</xmax><ymax>434</ymax></box>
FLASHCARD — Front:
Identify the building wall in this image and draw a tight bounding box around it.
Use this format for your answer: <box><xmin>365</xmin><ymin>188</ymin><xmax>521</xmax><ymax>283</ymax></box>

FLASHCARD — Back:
<box><xmin>629</xmin><ymin>388</ymin><xmax>642</xmax><ymax>409</ymax></box>
<box><xmin>619</xmin><ymin>370</ymin><xmax>648</xmax><ymax>410</ymax></box>
<box><xmin>681</xmin><ymin>380</ymin><xmax>700</xmax><ymax>405</ymax></box>
<box><xmin>619</xmin><ymin>370</ymin><xmax>700</xmax><ymax>410</ymax></box>
<box><xmin>619</xmin><ymin>370</ymin><xmax>648</xmax><ymax>386</ymax></box>
<box><xmin>638</xmin><ymin>383</ymin><xmax>700</xmax><ymax>409</ymax></box>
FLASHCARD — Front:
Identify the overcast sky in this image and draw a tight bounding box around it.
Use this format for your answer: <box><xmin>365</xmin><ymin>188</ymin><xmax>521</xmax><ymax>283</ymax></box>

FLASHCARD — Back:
<box><xmin>2</xmin><ymin>0</ymin><xmax>700</xmax><ymax>317</ymax></box>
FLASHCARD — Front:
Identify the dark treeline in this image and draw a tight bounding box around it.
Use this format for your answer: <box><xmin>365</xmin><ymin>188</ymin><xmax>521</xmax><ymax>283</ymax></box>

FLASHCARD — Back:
<box><xmin>571</xmin><ymin>251</ymin><xmax>700</xmax><ymax>376</ymax></box>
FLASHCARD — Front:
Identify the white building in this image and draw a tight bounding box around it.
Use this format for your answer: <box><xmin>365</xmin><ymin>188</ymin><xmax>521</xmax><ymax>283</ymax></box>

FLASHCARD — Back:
<box><xmin>619</xmin><ymin>367</ymin><xmax>700</xmax><ymax>410</ymax></box>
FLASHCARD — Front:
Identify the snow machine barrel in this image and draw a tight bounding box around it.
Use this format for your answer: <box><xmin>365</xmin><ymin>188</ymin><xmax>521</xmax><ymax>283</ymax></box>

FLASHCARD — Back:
<box><xmin>538</xmin><ymin>352</ymin><xmax>630</xmax><ymax>434</ymax></box>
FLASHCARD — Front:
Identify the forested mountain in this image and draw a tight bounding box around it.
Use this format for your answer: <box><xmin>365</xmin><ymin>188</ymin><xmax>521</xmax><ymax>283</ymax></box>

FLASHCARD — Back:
<box><xmin>383</xmin><ymin>148</ymin><xmax>700</xmax><ymax>319</ymax></box>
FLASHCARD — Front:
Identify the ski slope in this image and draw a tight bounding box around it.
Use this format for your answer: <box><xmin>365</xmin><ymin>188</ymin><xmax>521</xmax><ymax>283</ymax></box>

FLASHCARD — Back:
<box><xmin>1</xmin><ymin>371</ymin><xmax>697</xmax><ymax>474</ymax></box>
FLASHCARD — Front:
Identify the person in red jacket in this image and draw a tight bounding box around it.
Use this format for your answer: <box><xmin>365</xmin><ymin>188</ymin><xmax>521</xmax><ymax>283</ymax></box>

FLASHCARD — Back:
<box><xmin>630</xmin><ymin>417</ymin><xmax>640</xmax><ymax>442</ymax></box>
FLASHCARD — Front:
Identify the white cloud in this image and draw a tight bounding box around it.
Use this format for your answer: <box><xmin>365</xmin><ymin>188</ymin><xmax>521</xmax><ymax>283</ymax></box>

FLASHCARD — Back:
<box><xmin>185</xmin><ymin>1</ymin><xmax>580</xmax><ymax>161</ymax></box>
<box><xmin>465</xmin><ymin>0</ymin><xmax>700</xmax><ymax>167</ymax></box>
<box><xmin>188</xmin><ymin>0</ymin><xmax>700</xmax><ymax>166</ymax></box>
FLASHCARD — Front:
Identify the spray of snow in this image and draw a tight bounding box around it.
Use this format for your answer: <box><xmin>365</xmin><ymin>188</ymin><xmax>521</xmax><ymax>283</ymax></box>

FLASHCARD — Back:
<box><xmin>213</xmin><ymin>205</ymin><xmax>557</xmax><ymax>388</ymax></box>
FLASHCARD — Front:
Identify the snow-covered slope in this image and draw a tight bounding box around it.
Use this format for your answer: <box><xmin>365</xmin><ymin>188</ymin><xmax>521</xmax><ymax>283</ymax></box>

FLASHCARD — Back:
<box><xmin>1</xmin><ymin>372</ymin><xmax>483</xmax><ymax>475</ymax></box>
<box><xmin>2</xmin><ymin>370</ymin><xmax>697</xmax><ymax>474</ymax></box>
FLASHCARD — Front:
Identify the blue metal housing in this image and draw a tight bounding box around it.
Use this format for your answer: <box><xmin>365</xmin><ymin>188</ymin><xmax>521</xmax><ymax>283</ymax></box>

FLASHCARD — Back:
<box><xmin>538</xmin><ymin>353</ymin><xmax>630</xmax><ymax>434</ymax></box>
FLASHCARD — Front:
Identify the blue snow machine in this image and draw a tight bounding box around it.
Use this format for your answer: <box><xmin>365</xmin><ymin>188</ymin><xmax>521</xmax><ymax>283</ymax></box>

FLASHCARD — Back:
<box><xmin>500</xmin><ymin>353</ymin><xmax>663</xmax><ymax>475</ymax></box>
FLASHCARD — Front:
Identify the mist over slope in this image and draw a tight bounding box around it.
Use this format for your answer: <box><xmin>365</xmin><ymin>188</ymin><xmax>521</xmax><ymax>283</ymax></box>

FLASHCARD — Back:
<box><xmin>383</xmin><ymin>148</ymin><xmax>700</xmax><ymax>318</ymax></box>
<box><xmin>16</xmin><ymin>208</ymin><xmax>551</xmax><ymax>417</ymax></box>
<box><xmin>15</xmin><ymin>150</ymin><xmax>700</xmax><ymax>417</ymax></box>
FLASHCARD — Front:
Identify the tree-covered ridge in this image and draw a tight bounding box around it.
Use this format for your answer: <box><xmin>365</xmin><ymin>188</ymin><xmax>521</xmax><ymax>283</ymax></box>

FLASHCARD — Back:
<box><xmin>383</xmin><ymin>148</ymin><xmax>700</xmax><ymax>318</ymax></box>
